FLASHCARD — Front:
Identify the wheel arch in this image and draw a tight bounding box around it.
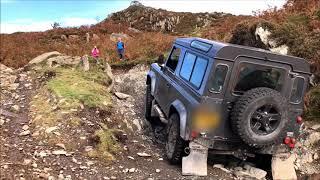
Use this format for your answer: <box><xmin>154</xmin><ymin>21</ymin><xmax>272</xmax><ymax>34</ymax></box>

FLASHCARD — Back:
<box><xmin>170</xmin><ymin>100</ymin><xmax>188</xmax><ymax>140</ymax></box>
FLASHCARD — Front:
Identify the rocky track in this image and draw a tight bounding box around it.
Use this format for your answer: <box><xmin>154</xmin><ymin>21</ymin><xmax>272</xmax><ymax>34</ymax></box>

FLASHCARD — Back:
<box><xmin>1</xmin><ymin>63</ymin><xmax>319</xmax><ymax>180</ymax></box>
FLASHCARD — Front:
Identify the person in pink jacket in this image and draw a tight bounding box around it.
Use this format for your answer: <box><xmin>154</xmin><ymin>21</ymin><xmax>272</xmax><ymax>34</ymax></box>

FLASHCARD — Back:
<box><xmin>91</xmin><ymin>46</ymin><xmax>100</xmax><ymax>63</ymax></box>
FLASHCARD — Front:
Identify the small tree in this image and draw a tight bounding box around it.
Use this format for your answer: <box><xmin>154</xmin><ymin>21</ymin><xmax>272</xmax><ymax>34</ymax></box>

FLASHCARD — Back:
<box><xmin>51</xmin><ymin>22</ymin><xmax>61</xmax><ymax>29</ymax></box>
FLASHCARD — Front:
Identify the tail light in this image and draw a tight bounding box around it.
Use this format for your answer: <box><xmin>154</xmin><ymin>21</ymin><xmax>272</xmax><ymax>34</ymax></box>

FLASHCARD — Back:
<box><xmin>289</xmin><ymin>143</ymin><xmax>295</xmax><ymax>148</ymax></box>
<box><xmin>284</xmin><ymin>137</ymin><xmax>291</xmax><ymax>144</ymax></box>
<box><xmin>284</xmin><ymin>136</ymin><xmax>296</xmax><ymax>149</ymax></box>
<box><xmin>297</xmin><ymin>116</ymin><xmax>303</xmax><ymax>124</ymax></box>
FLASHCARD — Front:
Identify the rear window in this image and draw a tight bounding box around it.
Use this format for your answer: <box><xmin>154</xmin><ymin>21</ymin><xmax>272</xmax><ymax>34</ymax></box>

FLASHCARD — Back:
<box><xmin>180</xmin><ymin>52</ymin><xmax>208</xmax><ymax>89</ymax></box>
<box><xmin>290</xmin><ymin>77</ymin><xmax>304</xmax><ymax>103</ymax></box>
<box><xmin>234</xmin><ymin>63</ymin><xmax>286</xmax><ymax>93</ymax></box>
<box><xmin>210</xmin><ymin>65</ymin><xmax>228</xmax><ymax>93</ymax></box>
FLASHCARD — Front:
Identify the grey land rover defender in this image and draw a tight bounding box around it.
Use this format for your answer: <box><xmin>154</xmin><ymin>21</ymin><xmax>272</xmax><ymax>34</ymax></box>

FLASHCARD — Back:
<box><xmin>145</xmin><ymin>37</ymin><xmax>311</xmax><ymax>164</ymax></box>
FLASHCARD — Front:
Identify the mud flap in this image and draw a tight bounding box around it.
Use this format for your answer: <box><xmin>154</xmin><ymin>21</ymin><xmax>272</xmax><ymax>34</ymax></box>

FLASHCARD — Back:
<box><xmin>182</xmin><ymin>141</ymin><xmax>208</xmax><ymax>176</ymax></box>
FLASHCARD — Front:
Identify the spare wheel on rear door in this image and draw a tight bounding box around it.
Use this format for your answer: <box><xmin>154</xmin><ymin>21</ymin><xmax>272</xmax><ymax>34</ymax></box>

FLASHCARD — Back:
<box><xmin>231</xmin><ymin>87</ymin><xmax>289</xmax><ymax>148</ymax></box>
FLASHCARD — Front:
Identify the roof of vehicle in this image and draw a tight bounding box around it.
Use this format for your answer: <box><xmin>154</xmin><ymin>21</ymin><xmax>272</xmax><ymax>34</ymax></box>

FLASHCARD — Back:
<box><xmin>175</xmin><ymin>37</ymin><xmax>310</xmax><ymax>74</ymax></box>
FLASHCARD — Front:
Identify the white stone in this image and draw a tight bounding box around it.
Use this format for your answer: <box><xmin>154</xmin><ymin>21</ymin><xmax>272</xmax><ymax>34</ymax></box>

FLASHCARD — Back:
<box><xmin>19</xmin><ymin>130</ymin><xmax>30</xmax><ymax>136</ymax></box>
<box><xmin>45</xmin><ymin>126</ymin><xmax>58</xmax><ymax>134</ymax></box>
<box><xmin>23</xmin><ymin>159</ymin><xmax>32</xmax><ymax>165</ymax></box>
<box><xmin>137</xmin><ymin>152</ymin><xmax>151</xmax><ymax>157</ymax></box>
<box><xmin>55</xmin><ymin>143</ymin><xmax>66</xmax><ymax>150</ymax></box>
<box><xmin>311</xmin><ymin>124</ymin><xmax>320</xmax><ymax>130</ymax></box>
<box><xmin>155</xmin><ymin>169</ymin><xmax>161</xmax><ymax>173</ymax></box>
<box><xmin>127</xmin><ymin>156</ymin><xmax>135</xmax><ymax>160</ymax></box>
<box><xmin>52</xmin><ymin>150</ymin><xmax>67</xmax><ymax>155</ymax></box>
<box><xmin>114</xmin><ymin>92</ymin><xmax>131</xmax><ymax>100</ymax></box>
<box><xmin>128</xmin><ymin>168</ymin><xmax>135</xmax><ymax>173</ymax></box>
<box><xmin>272</xmin><ymin>153</ymin><xmax>297</xmax><ymax>180</ymax></box>
<box><xmin>244</xmin><ymin>165</ymin><xmax>267</xmax><ymax>179</ymax></box>
<box><xmin>22</xmin><ymin>125</ymin><xmax>29</xmax><ymax>130</ymax></box>
<box><xmin>0</xmin><ymin>119</ymin><xmax>5</xmax><ymax>126</ymax></box>
<box><xmin>12</xmin><ymin>105</ymin><xmax>20</xmax><ymax>112</ymax></box>
<box><xmin>305</xmin><ymin>132</ymin><xmax>320</xmax><ymax>146</ymax></box>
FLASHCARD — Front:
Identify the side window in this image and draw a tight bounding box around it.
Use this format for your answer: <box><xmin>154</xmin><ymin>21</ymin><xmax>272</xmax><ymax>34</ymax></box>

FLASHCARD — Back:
<box><xmin>179</xmin><ymin>52</ymin><xmax>208</xmax><ymax>89</ymax></box>
<box><xmin>190</xmin><ymin>57</ymin><xmax>208</xmax><ymax>88</ymax></box>
<box><xmin>290</xmin><ymin>77</ymin><xmax>304</xmax><ymax>103</ymax></box>
<box><xmin>180</xmin><ymin>52</ymin><xmax>196</xmax><ymax>80</ymax></box>
<box><xmin>166</xmin><ymin>47</ymin><xmax>181</xmax><ymax>71</ymax></box>
<box><xmin>234</xmin><ymin>63</ymin><xmax>285</xmax><ymax>93</ymax></box>
<box><xmin>210</xmin><ymin>65</ymin><xmax>228</xmax><ymax>93</ymax></box>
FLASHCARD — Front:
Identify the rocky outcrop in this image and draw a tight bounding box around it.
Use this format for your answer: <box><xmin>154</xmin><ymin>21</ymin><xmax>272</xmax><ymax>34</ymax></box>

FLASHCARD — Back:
<box><xmin>110</xmin><ymin>33</ymin><xmax>129</xmax><ymax>42</ymax></box>
<box><xmin>46</xmin><ymin>55</ymin><xmax>81</xmax><ymax>67</ymax></box>
<box><xmin>68</xmin><ymin>35</ymin><xmax>80</xmax><ymax>40</ymax></box>
<box><xmin>109</xmin><ymin>3</ymin><xmax>230</xmax><ymax>34</ymax></box>
<box><xmin>0</xmin><ymin>64</ymin><xmax>18</xmax><ymax>91</ymax></box>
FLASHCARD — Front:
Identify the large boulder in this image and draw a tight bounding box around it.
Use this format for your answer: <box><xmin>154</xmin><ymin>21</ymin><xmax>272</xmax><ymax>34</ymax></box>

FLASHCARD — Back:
<box><xmin>29</xmin><ymin>51</ymin><xmax>61</xmax><ymax>64</ymax></box>
<box><xmin>47</xmin><ymin>55</ymin><xmax>81</xmax><ymax>67</ymax></box>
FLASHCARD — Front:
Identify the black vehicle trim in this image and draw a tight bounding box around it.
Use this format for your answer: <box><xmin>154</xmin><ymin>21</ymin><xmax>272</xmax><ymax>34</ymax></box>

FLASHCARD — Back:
<box><xmin>208</xmin><ymin>63</ymin><xmax>230</xmax><ymax>94</ymax></box>
<box><xmin>289</xmin><ymin>76</ymin><xmax>306</xmax><ymax>105</ymax></box>
<box><xmin>235</xmin><ymin>55</ymin><xmax>312</xmax><ymax>75</ymax></box>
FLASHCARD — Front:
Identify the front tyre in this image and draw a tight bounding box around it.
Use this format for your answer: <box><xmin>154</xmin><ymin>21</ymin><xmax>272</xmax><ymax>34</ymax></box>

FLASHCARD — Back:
<box><xmin>145</xmin><ymin>84</ymin><xmax>153</xmax><ymax>121</ymax></box>
<box><xmin>165</xmin><ymin>113</ymin><xmax>187</xmax><ymax>164</ymax></box>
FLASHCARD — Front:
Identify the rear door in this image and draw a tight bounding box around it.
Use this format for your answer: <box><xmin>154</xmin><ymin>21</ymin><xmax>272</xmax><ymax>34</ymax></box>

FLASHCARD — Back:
<box><xmin>225</xmin><ymin>57</ymin><xmax>292</xmax><ymax>102</ymax></box>
<box><xmin>202</xmin><ymin>60</ymin><xmax>234</xmax><ymax>140</ymax></box>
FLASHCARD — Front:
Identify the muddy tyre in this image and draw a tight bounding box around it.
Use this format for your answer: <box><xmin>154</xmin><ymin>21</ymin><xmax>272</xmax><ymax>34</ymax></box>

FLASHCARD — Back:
<box><xmin>145</xmin><ymin>84</ymin><xmax>153</xmax><ymax>121</ymax></box>
<box><xmin>231</xmin><ymin>87</ymin><xmax>289</xmax><ymax>148</ymax></box>
<box><xmin>166</xmin><ymin>113</ymin><xmax>186</xmax><ymax>164</ymax></box>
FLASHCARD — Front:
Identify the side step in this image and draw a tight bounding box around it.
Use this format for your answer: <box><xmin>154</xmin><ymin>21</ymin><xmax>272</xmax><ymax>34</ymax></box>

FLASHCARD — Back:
<box><xmin>153</xmin><ymin>104</ymin><xmax>168</xmax><ymax>124</ymax></box>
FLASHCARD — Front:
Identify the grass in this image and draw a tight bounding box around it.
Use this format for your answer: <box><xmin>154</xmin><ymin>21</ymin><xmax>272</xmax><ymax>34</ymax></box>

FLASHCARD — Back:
<box><xmin>29</xmin><ymin>64</ymin><xmax>121</xmax><ymax>156</ymax></box>
<box><xmin>30</xmin><ymin>88</ymin><xmax>61</xmax><ymax>128</ymax></box>
<box><xmin>46</xmin><ymin>66</ymin><xmax>112</xmax><ymax>110</ymax></box>
<box><xmin>88</xmin><ymin>124</ymin><xmax>120</xmax><ymax>161</ymax></box>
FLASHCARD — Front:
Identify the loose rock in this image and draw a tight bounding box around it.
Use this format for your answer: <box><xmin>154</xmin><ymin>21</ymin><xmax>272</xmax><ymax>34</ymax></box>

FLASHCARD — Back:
<box><xmin>137</xmin><ymin>152</ymin><xmax>151</xmax><ymax>157</ymax></box>
<box><xmin>52</xmin><ymin>150</ymin><xmax>67</xmax><ymax>155</ymax></box>
<box><xmin>11</xmin><ymin>105</ymin><xmax>20</xmax><ymax>112</ymax></box>
<box><xmin>19</xmin><ymin>130</ymin><xmax>30</xmax><ymax>136</ymax></box>
<box><xmin>114</xmin><ymin>92</ymin><xmax>131</xmax><ymax>100</ymax></box>
<box><xmin>128</xmin><ymin>168</ymin><xmax>135</xmax><ymax>173</ymax></box>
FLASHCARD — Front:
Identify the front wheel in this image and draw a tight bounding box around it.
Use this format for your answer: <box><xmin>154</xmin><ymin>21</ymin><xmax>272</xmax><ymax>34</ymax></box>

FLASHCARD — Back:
<box><xmin>165</xmin><ymin>113</ymin><xmax>187</xmax><ymax>164</ymax></box>
<box><xmin>145</xmin><ymin>84</ymin><xmax>153</xmax><ymax>121</ymax></box>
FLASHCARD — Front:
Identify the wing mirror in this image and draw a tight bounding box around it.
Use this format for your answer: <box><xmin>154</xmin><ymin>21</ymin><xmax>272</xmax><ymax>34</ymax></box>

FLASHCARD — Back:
<box><xmin>157</xmin><ymin>54</ymin><xmax>165</xmax><ymax>64</ymax></box>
